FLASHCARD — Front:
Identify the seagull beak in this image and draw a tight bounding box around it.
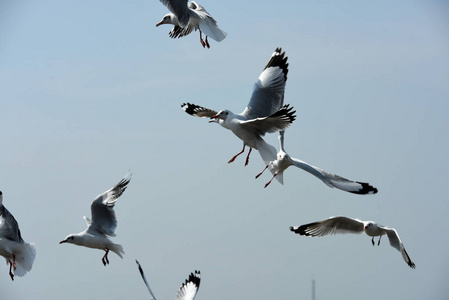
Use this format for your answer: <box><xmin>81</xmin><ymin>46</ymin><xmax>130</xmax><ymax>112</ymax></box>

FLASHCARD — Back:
<box><xmin>209</xmin><ymin>115</ymin><xmax>217</xmax><ymax>123</ymax></box>
<box><xmin>59</xmin><ymin>240</ymin><xmax>66</xmax><ymax>244</ymax></box>
<box><xmin>156</xmin><ymin>21</ymin><xmax>163</xmax><ymax>27</ymax></box>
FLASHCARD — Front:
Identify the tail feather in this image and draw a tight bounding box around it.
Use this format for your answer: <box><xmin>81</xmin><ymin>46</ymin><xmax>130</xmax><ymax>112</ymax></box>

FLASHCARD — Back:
<box><xmin>199</xmin><ymin>18</ymin><xmax>227</xmax><ymax>42</ymax></box>
<box><xmin>255</xmin><ymin>138</ymin><xmax>277</xmax><ymax>164</ymax></box>
<box><xmin>109</xmin><ymin>243</ymin><xmax>125</xmax><ymax>258</ymax></box>
<box><xmin>14</xmin><ymin>242</ymin><xmax>36</xmax><ymax>277</ymax></box>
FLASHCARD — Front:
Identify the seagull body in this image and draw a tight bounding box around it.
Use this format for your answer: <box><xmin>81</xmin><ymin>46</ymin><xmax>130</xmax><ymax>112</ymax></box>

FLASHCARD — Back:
<box><xmin>156</xmin><ymin>0</ymin><xmax>227</xmax><ymax>48</ymax></box>
<box><xmin>60</xmin><ymin>173</ymin><xmax>131</xmax><ymax>266</ymax></box>
<box><xmin>182</xmin><ymin>47</ymin><xmax>296</xmax><ymax>166</ymax></box>
<box><xmin>290</xmin><ymin>216</ymin><xmax>415</xmax><ymax>268</ymax></box>
<box><xmin>136</xmin><ymin>260</ymin><xmax>201</xmax><ymax>300</ymax></box>
<box><xmin>0</xmin><ymin>191</ymin><xmax>36</xmax><ymax>280</ymax></box>
<box><xmin>256</xmin><ymin>131</ymin><xmax>378</xmax><ymax>194</ymax></box>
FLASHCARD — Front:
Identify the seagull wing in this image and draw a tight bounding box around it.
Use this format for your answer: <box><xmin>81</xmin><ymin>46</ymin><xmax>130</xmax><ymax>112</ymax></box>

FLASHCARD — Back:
<box><xmin>182</xmin><ymin>102</ymin><xmax>218</xmax><ymax>118</ymax></box>
<box><xmin>176</xmin><ymin>270</ymin><xmax>201</xmax><ymax>300</ymax></box>
<box><xmin>241</xmin><ymin>105</ymin><xmax>296</xmax><ymax>136</ymax></box>
<box><xmin>0</xmin><ymin>204</ymin><xmax>24</xmax><ymax>243</ymax></box>
<box><xmin>290</xmin><ymin>216</ymin><xmax>365</xmax><ymax>237</ymax></box>
<box><xmin>135</xmin><ymin>260</ymin><xmax>158</xmax><ymax>300</ymax></box>
<box><xmin>242</xmin><ymin>48</ymin><xmax>289</xmax><ymax>119</ymax></box>
<box><xmin>383</xmin><ymin>227</ymin><xmax>416</xmax><ymax>268</ymax></box>
<box><xmin>87</xmin><ymin>173</ymin><xmax>132</xmax><ymax>236</ymax></box>
<box><xmin>290</xmin><ymin>158</ymin><xmax>378</xmax><ymax>194</ymax></box>
<box><xmin>160</xmin><ymin>0</ymin><xmax>190</xmax><ymax>27</ymax></box>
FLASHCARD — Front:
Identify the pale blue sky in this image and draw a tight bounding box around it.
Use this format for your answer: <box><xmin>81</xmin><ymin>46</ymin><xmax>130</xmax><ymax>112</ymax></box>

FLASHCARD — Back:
<box><xmin>1</xmin><ymin>0</ymin><xmax>448</xmax><ymax>299</ymax></box>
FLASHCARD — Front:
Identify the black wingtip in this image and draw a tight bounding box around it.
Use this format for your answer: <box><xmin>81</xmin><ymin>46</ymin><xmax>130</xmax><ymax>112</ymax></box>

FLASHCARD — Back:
<box><xmin>264</xmin><ymin>47</ymin><xmax>289</xmax><ymax>81</ymax></box>
<box><xmin>349</xmin><ymin>182</ymin><xmax>378</xmax><ymax>195</ymax></box>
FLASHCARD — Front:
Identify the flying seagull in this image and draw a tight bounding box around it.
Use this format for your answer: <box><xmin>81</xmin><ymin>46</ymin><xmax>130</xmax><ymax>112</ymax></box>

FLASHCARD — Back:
<box><xmin>256</xmin><ymin>131</ymin><xmax>378</xmax><ymax>194</ymax></box>
<box><xmin>181</xmin><ymin>47</ymin><xmax>296</xmax><ymax>166</ymax></box>
<box><xmin>156</xmin><ymin>0</ymin><xmax>227</xmax><ymax>48</ymax></box>
<box><xmin>60</xmin><ymin>173</ymin><xmax>131</xmax><ymax>266</ymax></box>
<box><xmin>290</xmin><ymin>216</ymin><xmax>416</xmax><ymax>268</ymax></box>
<box><xmin>136</xmin><ymin>260</ymin><xmax>201</xmax><ymax>300</ymax></box>
<box><xmin>0</xmin><ymin>191</ymin><xmax>36</xmax><ymax>280</ymax></box>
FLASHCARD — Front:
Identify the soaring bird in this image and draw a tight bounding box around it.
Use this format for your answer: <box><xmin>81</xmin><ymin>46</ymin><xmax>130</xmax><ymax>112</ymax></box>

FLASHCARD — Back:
<box><xmin>136</xmin><ymin>260</ymin><xmax>201</xmax><ymax>300</ymax></box>
<box><xmin>182</xmin><ymin>47</ymin><xmax>295</xmax><ymax>166</ymax></box>
<box><xmin>290</xmin><ymin>216</ymin><xmax>416</xmax><ymax>268</ymax></box>
<box><xmin>60</xmin><ymin>173</ymin><xmax>131</xmax><ymax>266</ymax></box>
<box><xmin>256</xmin><ymin>130</ymin><xmax>378</xmax><ymax>194</ymax></box>
<box><xmin>0</xmin><ymin>191</ymin><xmax>36</xmax><ymax>280</ymax></box>
<box><xmin>156</xmin><ymin>0</ymin><xmax>227</xmax><ymax>48</ymax></box>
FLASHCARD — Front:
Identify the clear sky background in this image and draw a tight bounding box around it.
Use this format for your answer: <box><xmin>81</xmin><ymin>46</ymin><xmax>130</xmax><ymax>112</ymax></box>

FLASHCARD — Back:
<box><xmin>1</xmin><ymin>0</ymin><xmax>448</xmax><ymax>299</ymax></box>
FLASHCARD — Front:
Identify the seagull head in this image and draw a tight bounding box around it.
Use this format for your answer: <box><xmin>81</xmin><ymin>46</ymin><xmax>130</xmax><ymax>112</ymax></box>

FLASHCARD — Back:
<box><xmin>60</xmin><ymin>234</ymin><xmax>80</xmax><ymax>245</ymax></box>
<box><xmin>209</xmin><ymin>110</ymin><xmax>229</xmax><ymax>124</ymax></box>
<box><xmin>156</xmin><ymin>13</ymin><xmax>177</xmax><ymax>27</ymax></box>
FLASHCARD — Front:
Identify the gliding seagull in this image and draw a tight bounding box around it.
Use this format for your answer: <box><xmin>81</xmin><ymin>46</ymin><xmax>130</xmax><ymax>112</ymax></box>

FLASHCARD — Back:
<box><xmin>182</xmin><ymin>47</ymin><xmax>296</xmax><ymax>166</ymax></box>
<box><xmin>290</xmin><ymin>216</ymin><xmax>416</xmax><ymax>268</ymax></box>
<box><xmin>60</xmin><ymin>173</ymin><xmax>131</xmax><ymax>266</ymax></box>
<box><xmin>0</xmin><ymin>191</ymin><xmax>36</xmax><ymax>280</ymax></box>
<box><xmin>136</xmin><ymin>260</ymin><xmax>201</xmax><ymax>300</ymax></box>
<box><xmin>256</xmin><ymin>131</ymin><xmax>378</xmax><ymax>194</ymax></box>
<box><xmin>156</xmin><ymin>0</ymin><xmax>227</xmax><ymax>48</ymax></box>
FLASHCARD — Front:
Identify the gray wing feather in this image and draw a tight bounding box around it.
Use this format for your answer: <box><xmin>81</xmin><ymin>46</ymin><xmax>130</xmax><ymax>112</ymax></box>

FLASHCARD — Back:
<box><xmin>383</xmin><ymin>227</ymin><xmax>416</xmax><ymax>268</ymax></box>
<box><xmin>290</xmin><ymin>216</ymin><xmax>365</xmax><ymax>237</ymax></box>
<box><xmin>241</xmin><ymin>105</ymin><xmax>296</xmax><ymax>136</ymax></box>
<box><xmin>176</xmin><ymin>270</ymin><xmax>201</xmax><ymax>300</ymax></box>
<box><xmin>181</xmin><ymin>102</ymin><xmax>217</xmax><ymax>118</ymax></box>
<box><xmin>0</xmin><ymin>205</ymin><xmax>24</xmax><ymax>243</ymax></box>
<box><xmin>87</xmin><ymin>174</ymin><xmax>131</xmax><ymax>236</ymax></box>
<box><xmin>160</xmin><ymin>0</ymin><xmax>190</xmax><ymax>27</ymax></box>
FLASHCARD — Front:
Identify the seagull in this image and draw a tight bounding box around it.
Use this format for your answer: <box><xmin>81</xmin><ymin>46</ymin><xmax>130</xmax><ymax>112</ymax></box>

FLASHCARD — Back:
<box><xmin>290</xmin><ymin>216</ymin><xmax>416</xmax><ymax>268</ymax></box>
<box><xmin>60</xmin><ymin>173</ymin><xmax>131</xmax><ymax>266</ymax></box>
<box><xmin>136</xmin><ymin>260</ymin><xmax>201</xmax><ymax>300</ymax></box>
<box><xmin>181</xmin><ymin>47</ymin><xmax>296</xmax><ymax>166</ymax></box>
<box><xmin>256</xmin><ymin>131</ymin><xmax>378</xmax><ymax>194</ymax></box>
<box><xmin>156</xmin><ymin>0</ymin><xmax>227</xmax><ymax>48</ymax></box>
<box><xmin>0</xmin><ymin>191</ymin><xmax>36</xmax><ymax>280</ymax></box>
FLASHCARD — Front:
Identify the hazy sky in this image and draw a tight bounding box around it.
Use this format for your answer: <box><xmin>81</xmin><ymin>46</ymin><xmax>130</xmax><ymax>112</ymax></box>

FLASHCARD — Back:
<box><xmin>1</xmin><ymin>0</ymin><xmax>448</xmax><ymax>299</ymax></box>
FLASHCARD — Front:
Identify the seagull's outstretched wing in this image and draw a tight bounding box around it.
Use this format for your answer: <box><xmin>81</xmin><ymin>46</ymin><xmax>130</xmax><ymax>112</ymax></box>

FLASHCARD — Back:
<box><xmin>160</xmin><ymin>0</ymin><xmax>190</xmax><ymax>27</ymax></box>
<box><xmin>0</xmin><ymin>192</ymin><xmax>24</xmax><ymax>243</ymax></box>
<box><xmin>182</xmin><ymin>103</ymin><xmax>218</xmax><ymax>118</ymax></box>
<box><xmin>382</xmin><ymin>227</ymin><xmax>416</xmax><ymax>268</ymax></box>
<box><xmin>290</xmin><ymin>216</ymin><xmax>365</xmax><ymax>237</ymax></box>
<box><xmin>290</xmin><ymin>158</ymin><xmax>378</xmax><ymax>195</ymax></box>
<box><xmin>135</xmin><ymin>260</ymin><xmax>157</xmax><ymax>300</ymax></box>
<box><xmin>243</xmin><ymin>48</ymin><xmax>289</xmax><ymax>119</ymax></box>
<box><xmin>87</xmin><ymin>173</ymin><xmax>132</xmax><ymax>236</ymax></box>
<box><xmin>241</xmin><ymin>104</ymin><xmax>296</xmax><ymax>136</ymax></box>
<box><xmin>176</xmin><ymin>270</ymin><xmax>201</xmax><ymax>300</ymax></box>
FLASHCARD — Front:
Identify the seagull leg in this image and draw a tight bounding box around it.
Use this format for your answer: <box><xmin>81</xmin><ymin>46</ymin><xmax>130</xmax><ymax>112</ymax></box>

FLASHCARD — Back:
<box><xmin>205</xmin><ymin>36</ymin><xmax>210</xmax><ymax>48</ymax></box>
<box><xmin>8</xmin><ymin>260</ymin><xmax>14</xmax><ymax>281</ymax></box>
<box><xmin>12</xmin><ymin>254</ymin><xmax>16</xmax><ymax>270</ymax></box>
<box><xmin>256</xmin><ymin>164</ymin><xmax>269</xmax><ymax>179</ymax></box>
<box><xmin>228</xmin><ymin>145</ymin><xmax>246</xmax><ymax>164</ymax></box>
<box><xmin>264</xmin><ymin>173</ymin><xmax>277</xmax><ymax>188</ymax></box>
<box><xmin>378</xmin><ymin>236</ymin><xmax>382</xmax><ymax>246</ymax></box>
<box><xmin>199</xmin><ymin>30</ymin><xmax>206</xmax><ymax>48</ymax></box>
<box><xmin>371</xmin><ymin>237</ymin><xmax>375</xmax><ymax>246</ymax></box>
<box><xmin>102</xmin><ymin>249</ymin><xmax>110</xmax><ymax>266</ymax></box>
<box><xmin>245</xmin><ymin>148</ymin><xmax>252</xmax><ymax>166</ymax></box>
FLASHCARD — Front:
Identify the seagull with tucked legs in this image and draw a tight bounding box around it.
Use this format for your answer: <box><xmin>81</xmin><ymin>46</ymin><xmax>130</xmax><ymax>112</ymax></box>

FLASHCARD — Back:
<box><xmin>290</xmin><ymin>216</ymin><xmax>416</xmax><ymax>268</ymax></box>
<box><xmin>60</xmin><ymin>173</ymin><xmax>131</xmax><ymax>266</ymax></box>
<box><xmin>0</xmin><ymin>191</ymin><xmax>36</xmax><ymax>280</ymax></box>
<box><xmin>256</xmin><ymin>130</ymin><xmax>378</xmax><ymax>194</ymax></box>
<box><xmin>182</xmin><ymin>47</ymin><xmax>296</xmax><ymax>166</ymax></box>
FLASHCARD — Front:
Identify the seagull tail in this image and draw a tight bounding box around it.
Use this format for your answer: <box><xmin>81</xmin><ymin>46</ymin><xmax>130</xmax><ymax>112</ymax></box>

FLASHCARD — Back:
<box><xmin>199</xmin><ymin>18</ymin><xmax>227</xmax><ymax>42</ymax></box>
<box><xmin>14</xmin><ymin>242</ymin><xmax>36</xmax><ymax>277</ymax></box>
<box><xmin>255</xmin><ymin>138</ymin><xmax>277</xmax><ymax>165</ymax></box>
<box><xmin>110</xmin><ymin>243</ymin><xmax>125</xmax><ymax>259</ymax></box>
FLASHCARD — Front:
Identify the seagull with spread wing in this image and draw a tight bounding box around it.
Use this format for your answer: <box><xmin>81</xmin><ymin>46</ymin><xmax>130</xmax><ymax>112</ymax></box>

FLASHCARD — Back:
<box><xmin>156</xmin><ymin>0</ymin><xmax>227</xmax><ymax>48</ymax></box>
<box><xmin>290</xmin><ymin>216</ymin><xmax>416</xmax><ymax>268</ymax></box>
<box><xmin>60</xmin><ymin>173</ymin><xmax>131</xmax><ymax>266</ymax></box>
<box><xmin>256</xmin><ymin>130</ymin><xmax>378</xmax><ymax>194</ymax></box>
<box><xmin>181</xmin><ymin>47</ymin><xmax>296</xmax><ymax>166</ymax></box>
<box><xmin>136</xmin><ymin>260</ymin><xmax>201</xmax><ymax>300</ymax></box>
<box><xmin>0</xmin><ymin>191</ymin><xmax>36</xmax><ymax>280</ymax></box>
